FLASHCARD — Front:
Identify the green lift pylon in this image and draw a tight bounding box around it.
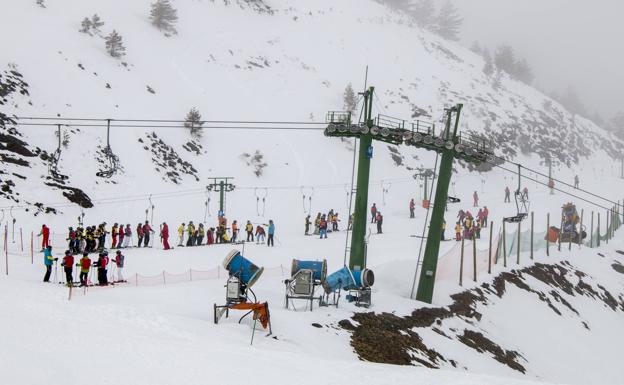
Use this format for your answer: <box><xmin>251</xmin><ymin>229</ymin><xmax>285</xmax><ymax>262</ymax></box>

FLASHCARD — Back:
<box><xmin>207</xmin><ymin>177</ymin><xmax>235</xmax><ymax>216</ymax></box>
<box><xmin>325</xmin><ymin>89</ymin><xmax>493</xmax><ymax>303</ymax></box>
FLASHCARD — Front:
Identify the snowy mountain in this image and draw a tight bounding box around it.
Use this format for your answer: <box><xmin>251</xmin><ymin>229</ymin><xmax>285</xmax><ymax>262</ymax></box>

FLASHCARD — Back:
<box><xmin>2</xmin><ymin>1</ymin><xmax>624</xmax><ymax>385</ymax></box>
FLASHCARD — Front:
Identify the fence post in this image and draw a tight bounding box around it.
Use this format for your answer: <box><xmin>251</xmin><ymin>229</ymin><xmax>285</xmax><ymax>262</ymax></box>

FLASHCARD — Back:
<box><xmin>578</xmin><ymin>209</ymin><xmax>584</xmax><ymax>249</ymax></box>
<box><xmin>163</xmin><ymin>270</ymin><xmax>166</xmax><ymax>285</ymax></box>
<box><xmin>30</xmin><ymin>231</ymin><xmax>33</xmax><ymax>264</ymax></box>
<box><xmin>217</xmin><ymin>265</ymin><xmax>220</xmax><ymax>279</ymax></box>
<box><xmin>558</xmin><ymin>214</ymin><xmax>563</xmax><ymax>252</ymax></box>
<box><xmin>488</xmin><ymin>221</ymin><xmax>493</xmax><ymax>274</ymax></box>
<box><xmin>4</xmin><ymin>228</ymin><xmax>8</xmax><ymax>276</ymax></box>
<box><xmin>546</xmin><ymin>213</ymin><xmax>550</xmax><ymax>256</ymax></box>
<box><xmin>517</xmin><ymin>221</ymin><xmax>521</xmax><ymax>265</ymax></box>
<box><xmin>459</xmin><ymin>235</ymin><xmax>464</xmax><ymax>286</ymax></box>
<box><xmin>20</xmin><ymin>228</ymin><xmax>23</xmax><ymax>252</ymax></box>
<box><xmin>530</xmin><ymin>212</ymin><xmax>534</xmax><ymax>260</ymax></box>
<box><xmin>597</xmin><ymin>213</ymin><xmax>601</xmax><ymax>247</ymax></box>
<box><xmin>472</xmin><ymin>233</ymin><xmax>477</xmax><ymax>282</ymax></box>
<box><xmin>189</xmin><ymin>269</ymin><xmax>193</xmax><ymax>282</ymax></box>
<box><xmin>590</xmin><ymin>212</ymin><xmax>594</xmax><ymax>248</ymax></box>
<box><xmin>502</xmin><ymin>220</ymin><xmax>507</xmax><ymax>268</ymax></box>
<box><xmin>135</xmin><ymin>273</ymin><xmax>138</xmax><ymax>286</ymax></box>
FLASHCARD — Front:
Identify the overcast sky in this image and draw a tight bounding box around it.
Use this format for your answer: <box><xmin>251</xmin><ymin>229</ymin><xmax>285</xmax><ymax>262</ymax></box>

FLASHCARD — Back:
<box><xmin>440</xmin><ymin>0</ymin><xmax>623</xmax><ymax>120</ymax></box>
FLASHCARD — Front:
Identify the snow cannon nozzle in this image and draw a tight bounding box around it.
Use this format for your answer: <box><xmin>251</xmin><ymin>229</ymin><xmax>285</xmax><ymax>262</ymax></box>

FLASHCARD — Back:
<box><xmin>222</xmin><ymin>250</ymin><xmax>264</xmax><ymax>288</ymax></box>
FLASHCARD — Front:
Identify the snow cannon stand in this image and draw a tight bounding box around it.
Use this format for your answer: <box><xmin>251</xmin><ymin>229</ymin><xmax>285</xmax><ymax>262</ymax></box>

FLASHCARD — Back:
<box><xmin>321</xmin><ymin>266</ymin><xmax>374</xmax><ymax>308</ymax></box>
<box><xmin>214</xmin><ymin>250</ymin><xmax>272</xmax><ymax>339</ymax></box>
<box><xmin>284</xmin><ymin>259</ymin><xmax>327</xmax><ymax>311</ymax></box>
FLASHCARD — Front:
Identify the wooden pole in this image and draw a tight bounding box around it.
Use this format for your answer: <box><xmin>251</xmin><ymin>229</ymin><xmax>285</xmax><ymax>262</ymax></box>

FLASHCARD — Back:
<box><xmin>590</xmin><ymin>212</ymin><xmax>594</xmax><ymax>248</ymax></box>
<box><xmin>517</xmin><ymin>221</ymin><xmax>521</xmax><ymax>264</ymax></box>
<box><xmin>459</xmin><ymin>235</ymin><xmax>464</xmax><ymax>286</ymax></box>
<box><xmin>597</xmin><ymin>213</ymin><xmax>601</xmax><ymax>247</ymax></box>
<box><xmin>530</xmin><ymin>212</ymin><xmax>534</xmax><ymax>260</ymax></box>
<box><xmin>606</xmin><ymin>209</ymin><xmax>609</xmax><ymax>244</ymax></box>
<box><xmin>488</xmin><ymin>221</ymin><xmax>493</xmax><ymax>274</ymax></box>
<box><xmin>30</xmin><ymin>231</ymin><xmax>33</xmax><ymax>264</ymax></box>
<box><xmin>502</xmin><ymin>220</ymin><xmax>507</xmax><ymax>268</ymax></box>
<box><xmin>558</xmin><ymin>214</ymin><xmax>563</xmax><ymax>252</ymax></box>
<box><xmin>546</xmin><ymin>213</ymin><xmax>550</xmax><ymax>256</ymax></box>
<box><xmin>472</xmin><ymin>233</ymin><xmax>477</xmax><ymax>282</ymax></box>
<box><xmin>4</xmin><ymin>226</ymin><xmax>8</xmax><ymax>275</ymax></box>
<box><xmin>20</xmin><ymin>228</ymin><xmax>23</xmax><ymax>252</ymax></box>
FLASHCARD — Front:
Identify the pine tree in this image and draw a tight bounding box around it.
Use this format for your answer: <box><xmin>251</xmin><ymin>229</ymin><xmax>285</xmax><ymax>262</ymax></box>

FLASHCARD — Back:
<box><xmin>91</xmin><ymin>14</ymin><xmax>105</xmax><ymax>34</ymax></box>
<box><xmin>482</xmin><ymin>48</ymin><xmax>495</xmax><ymax>77</ymax></box>
<box><xmin>184</xmin><ymin>108</ymin><xmax>204</xmax><ymax>138</ymax></box>
<box><xmin>411</xmin><ymin>0</ymin><xmax>436</xmax><ymax>30</ymax></box>
<box><xmin>105</xmin><ymin>30</ymin><xmax>126</xmax><ymax>58</ymax></box>
<box><xmin>343</xmin><ymin>83</ymin><xmax>358</xmax><ymax>115</ymax></box>
<box><xmin>383</xmin><ymin>0</ymin><xmax>412</xmax><ymax>12</ymax></box>
<box><xmin>514</xmin><ymin>59</ymin><xmax>534</xmax><ymax>84</ymax></box>
<box><xmin>36</xmin><ymin>0</ymin><xmax>45</xmax><ymax>8</ymax></box>
<box><xmin>608</xmin><ymin>111</ymin><xmax>624</xmax><ymax>139</ymax></box>
<box><xmin>494</xmin><ymin>45</ymin><xmax>516</xmax><ymax>75</ymax></box>
<box><xmin>150</xmin><ymin>0</ymin><xmax>179</xmax><ymax>33</ymax></box>
<box><xmin>80</xmin><ymin>17</ymin><xmax>92</xmax><ymax>34</ymax></box>
<box><xmin>435</xmin><ymin>1</ymin><xmax>463</xmax><ymax>41</ymax></box>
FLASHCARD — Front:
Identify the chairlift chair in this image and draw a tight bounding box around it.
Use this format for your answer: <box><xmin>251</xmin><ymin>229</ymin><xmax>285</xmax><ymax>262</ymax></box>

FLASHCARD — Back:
<box><xmin>504</xmin><ymin>164</ymin><xmax>529</xmax><ymax>223</ymax></box>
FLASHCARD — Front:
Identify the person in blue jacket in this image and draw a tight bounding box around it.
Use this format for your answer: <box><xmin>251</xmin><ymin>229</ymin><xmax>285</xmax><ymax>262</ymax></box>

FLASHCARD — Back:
<box><xmin>267</xmin><ymin>220</ymin><xmax>275</xmax><ymax>247</ymax></box>
<box><xmin>43</xmin><ymin>246</ymin><xmax>56</xmax><ymax>282</ymax></box>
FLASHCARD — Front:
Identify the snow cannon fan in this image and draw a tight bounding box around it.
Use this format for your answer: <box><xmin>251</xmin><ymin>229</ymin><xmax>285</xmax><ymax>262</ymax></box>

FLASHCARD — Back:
<box><xmin>214</xmin><ymin>250</ymin><xmax>272</xmax><ymax>340</ymax></box>
<box><xmin>284</xmin><ymin>259</ymin><xmax>327</xmax><ymax>311</ymax></box>
<box><xmin>322</xmin><ymin>266</ymin><xmax>374</xmax><ymax>308</ymax></box>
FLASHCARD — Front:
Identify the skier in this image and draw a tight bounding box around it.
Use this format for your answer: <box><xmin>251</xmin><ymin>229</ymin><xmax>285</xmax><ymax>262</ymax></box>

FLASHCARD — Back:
<box><xmin>123</xmin><ymin>224</ymin><xmax>132</xmax><ymax>248</ymax></box>
<box><xmin>409</xmin><ymin>198</ymin><xmax>415</xmax><ymax>219</ymax></box>
<box><xmin>255</xmin><ymin>225</ymin><xmax>266</xmax><ymax>244</ymax></box>
<box><xmin>457</xmin><ymin>209</ymin><xmax>466</xmax><ymax>225</ymax></box>
<box><xmin>245</xmin><ymin>220</ymin><xmax>254</xmax><ymax>242</ymax></box>
<box><xmin>454</xmin><ymin>222</ymin><xmax>462</xmax><ymax>241</ymax></box>
<box><xmin>43</xmin><ymin>245</ymin><xmax>54</xmax><ymax>282</ymax></box>
<box><xmin>136</xmin><ymin>223</ymin><xmax>144</xmax><ymax>247</ymax></box>
<box><xmin>482</xmin><ymin>206</ymin><xmax>489</xmax><ymax>228</ymax></box>
<box><xmin>112</xmin><ymin>250</ymin><xmax>125</xmax><ymax>282</ymax></box>
<box><xmin>267</xmin><ymin>220</ymin><xmax>275</xmax><ymax>247</ymax></box>
<box><xmin>95</xmin><ymin>251</ymin><xmax>109</xmax><ymax>286</ymax></box>
<box><xmin>314</xmin><ymin>213</ymin><xmax>321</xmax><ymax>235</ymax></box>
<box><xmin>142</xmin><ymin>221</ymin><xmax>153</xmax><ymax>247</ymax></box>
<box><xmin>304</xmin><ymin>215</ymin><xmax>311</xmax><ymax>235</ymax></box>
<box><xmin>186</xmin><ymin>221</ymin><xmax>195</xmax><ymax>246</ymax></box>
<box><xmin>61</xmin><ymin>250</ymin><xmax>74</xmax><ymax>287</ymax></box>
<box><xmin>178</xmin><ymin>223</ymin><xmax>185</xmax><ymax>246</ymax></box>
<box><xmin>39</xmin><ymin>224</ymin><xmax>50</xmax><ymax>250</ymax></box>
<box><xmin>475</xmin><ymin>221</ymin><xmax>482</xmax><ymax>239</ymax></box>
<box><xmin>477</xmin><ymin>208</ymin><xmax>484</xmax><ymax>228</ymax></box>
<box><xmin>196</xmin><ymin>223</ymin><xmax>205</xmax><ymax>245</ymax></box>
<box><xmin>522</xmin><ymin>187</ymin><xmax>529</xmax><ymax>200</ymax></box>
<box><xmin>86</xmin><ymin>227</ymin><xmax>96</xmax><ymax>253</ymax></box>
<box><xmin>574</xmin><ymin>175</ymin><xmax>579</xmax><ymax>189</ymax></box>
<box><xmin>78</xmin><ymin>252</ymin><xmax>91</xmax><ymax>287</ymax></box>
<box><xmin>118</xmin><ymin>224</ymin><xmax>125</xmax><ymax>249</ymax></box>
<box><xmin>370</xmin><ymin>203</ymin><xmax>377</xmax><ymax>223</ymax></box>
<box><xmin>207</xmin><ymin>227</ymin><xmax>215</xmax><ymax>245</ymax></box>
<box><xmin>161</xmin><ymin>222</ymin><xmax>171</xmax><ymax>250</ymax></box>
<box><xmin>111</xmin><ymin>223</ymin><xmax>119</xmax><ymax>249</ymax></box>
<box><xmin>67</xmin><ymin>227</ymin><xmax>77</xmax><ymax>254</ymax></box>
<box><xmin>504</xmin><ymin>186</ymin><xmax>511</xmax><ymax>203</ymax></box>
<box><xmin>473</xmin><ymin>191</ymin><xmax>479</xmax><ymax>207</ymax></box>
<box><xmin>331</xmin><ymin>213</ymin><xmax>339</xmax><ymax>231</ymax></box>
<box><xmin>231</xmin><ymin>220</ymin><xmax>238</xmax><ymax>243</ymax></box>
<box><xmin>319</xmin><ymin>215</ymin><xmax>328</xmax><ymax>239</ymax></box>
<box><xmin>376</xmin><ymin>211</ymin><xmax>383</xmax><ymax>234</ymax></box>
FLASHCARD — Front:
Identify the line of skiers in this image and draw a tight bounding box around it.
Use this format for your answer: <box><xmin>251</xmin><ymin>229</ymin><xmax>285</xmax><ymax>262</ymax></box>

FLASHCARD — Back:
<box><xmin>175</xmin><ymin>216</ymin><xmax>276</xmax><ymax>248</ymax></box>
<box><xmin>454</xmin><ymin>207</ymin><xmax>489</xmax><ymax>241</ymax></box>
<box><xmin>305</xmin><ymin>209</ymin><xmax>350</xmax><ymax>238</ymax></box>
<box><xmin>44</xmin><ymin>245</ymin><xmax>125</xmax><ymax>287</ymax></box>
<box><xmin>62</xmin><ymin>221</ymin><xmax>155</xmax><ymax>254</ymax></box>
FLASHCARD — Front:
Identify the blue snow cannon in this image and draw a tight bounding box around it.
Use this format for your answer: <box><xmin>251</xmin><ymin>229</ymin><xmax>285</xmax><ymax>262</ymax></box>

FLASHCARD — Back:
<box><xmin>322</xmin><ymin>266</ymin><xmax>374</xmax><ymax>294</ymax></box>
<box><xmin>291</xmin><ymin>259</ymin><xmax>327</xmax><ymax>283</ymax></box>
<box><xmin>223</xmin><ymin>250</ymin><xmax>264</xmax><ymax>288</ymax></box>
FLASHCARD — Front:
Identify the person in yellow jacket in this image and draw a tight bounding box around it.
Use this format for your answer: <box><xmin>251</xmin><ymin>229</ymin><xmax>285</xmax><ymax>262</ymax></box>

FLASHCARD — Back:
<box><xmin>178</xmin><ymin>223</ymin><xmax>185</xmax><ymax>246</ymax></box>
<box><xmin>455</xmin><ymin>222</ymin><xmax>462</xmax><ymax>241</ymax></box>
<box><xmin>186</xmin><ymin>221</ymin><xmax>196</xmax><ymax>246</ymax></box>
<box><xmin>245</xmin><ymin>220</ymin><xmax>254</xmax><ymax>242</ymax></box>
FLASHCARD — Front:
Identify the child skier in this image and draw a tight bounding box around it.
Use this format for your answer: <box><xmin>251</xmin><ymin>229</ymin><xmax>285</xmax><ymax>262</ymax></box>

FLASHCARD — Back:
<box><xmin>255</xmin><ymin>225</ymin><xmax>266</xmax><ymax>244</ymax></box>
<box><xmin>78</xmin><ymin>252</ymin><xmax>91</xmax><ymax>287</ymax></box>
<box><xmin>136</xmin><ymin>223</ymin><xmax>144</xmax><ymax>247</ymax></box>
<box><xmin>455</xmin><ymin>222</ymin><xmax>462</xmax><ymax>241</ymax></box>
<box><xmin>43</xmin><ymin>246</ymin><xmax>54</xmax><ymax>282</ymax></box>
<box><xmin>61</xmin><ymin>250</ymin><xmax>74</xmax><ymax>287</ymax></box>
<box><xmin>178</xmin><ymin>223</ymin><xmax>185</xmax><ymax>246</ymax></box>
<box><xmin>319</xmin><ymin>215</ymin><xmax>328</xmax><ymax>239</ymax></box>
<box><xmin>112</xmin><ymin>250</ymin><xmax>125</xmax><ymax>282</ymax></box>
<box><xmin>245</xmin><ymin>221</ymin><xmax>254</xmax><ymax>242</ymax></box>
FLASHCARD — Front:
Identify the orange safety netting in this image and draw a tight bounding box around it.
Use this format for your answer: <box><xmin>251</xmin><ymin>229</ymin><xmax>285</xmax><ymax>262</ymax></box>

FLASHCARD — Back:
<box><xmin>230</xmin><ymin>302</ymin><xmax>270</xmax><ymax>329</ymax></box>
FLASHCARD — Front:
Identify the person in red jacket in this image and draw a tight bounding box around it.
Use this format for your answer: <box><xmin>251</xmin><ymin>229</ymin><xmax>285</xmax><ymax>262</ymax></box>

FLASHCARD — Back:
<box><xmin>118</xmin><ymin>225</ymin><xmax>125</xmax><ymax>248</ymax></box>
<box><xmin>136</xmin><ymin>223</ymin><xmax>144</xmax><ymax>247</ymax></box>
<box><xmin>142</xmin><ymin>221</ymin><xmax>153</xmax><ymax>247</ymax></box>
<box><xmin>61</xmin><ymin>250</ymin><xmax>74</xmax><ymax>287</ymax></box>
<box><xmin>96</xmin><ymin>252</ymin><xmax>109</xmax><ymax>286</ymax></box>
<box><xmin>370</xmin><ymin>203</ymin><xmax>377</xmax><ymax>223</ymax></box>
<box><xmin>111</xmin><ymin>223</ymin><xmax>119</xmax><ymax>249</ymax></box>
<box><xmin>39</xmin><ymin>224</ymin><xmax>50</xmax><ymax>250</ymax></box>
<box><xmin>160</xmin><ymin>222</ymin><xmax>170</xmax><ymax>250</ymax></box>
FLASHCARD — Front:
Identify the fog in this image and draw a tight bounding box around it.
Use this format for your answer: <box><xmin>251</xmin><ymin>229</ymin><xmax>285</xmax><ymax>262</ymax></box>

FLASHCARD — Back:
<box><xmin>438</xmin><ymin>0</ymin><xmax>623</xmax><ymax>120</ymax></box>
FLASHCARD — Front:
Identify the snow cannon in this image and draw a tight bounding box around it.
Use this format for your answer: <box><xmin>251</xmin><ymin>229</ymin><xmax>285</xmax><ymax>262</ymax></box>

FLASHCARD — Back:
<box><xmin>291</xmin><ymin>259</ymin><xmax>327</xmax><ymax>283</ymax></box>
<box><xmin>322</xmin><ymin>266</ymin><xmax>374</xmax><ymax>307</ymax></box>
<box><xmin>284</xmin><ymin>259</ymin><xmax>327</xmax><ymax>311</ymax></box>
<box><xmin>223</xmin><ymin>250</ymin><xmax>264</xmax><ymax>288</ymax></box>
